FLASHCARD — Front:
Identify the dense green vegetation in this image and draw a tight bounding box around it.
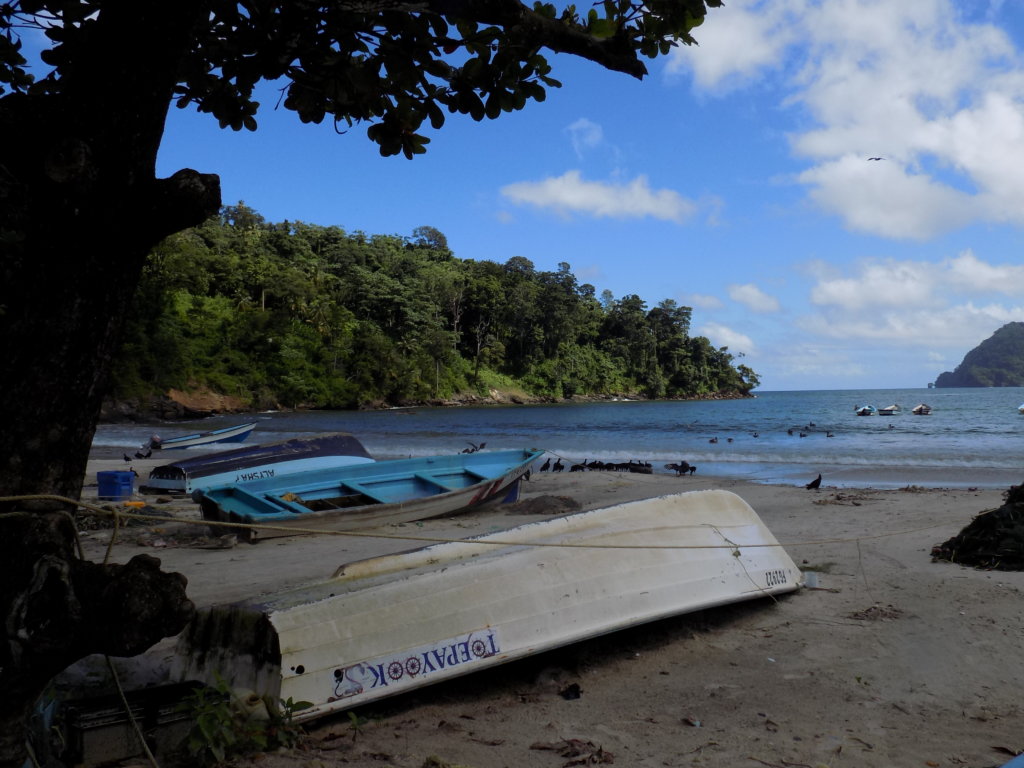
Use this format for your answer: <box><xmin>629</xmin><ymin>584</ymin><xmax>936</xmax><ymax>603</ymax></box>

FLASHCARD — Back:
<box><xmin>934</xmin><ymin>322</ymin><xmax>1024</xmax><ymax>387</ymax></box>
<box><xmin>113</xmin><ymin>204</ymin><xmax>758</xmax><ymax>409</ymax></box>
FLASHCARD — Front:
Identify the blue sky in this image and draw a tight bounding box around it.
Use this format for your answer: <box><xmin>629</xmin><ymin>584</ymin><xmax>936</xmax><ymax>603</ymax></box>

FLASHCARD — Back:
<box><xmin>109</xmin><ymin>3</ymin><xmax>1024</xmax><ymax>389</ymax></box>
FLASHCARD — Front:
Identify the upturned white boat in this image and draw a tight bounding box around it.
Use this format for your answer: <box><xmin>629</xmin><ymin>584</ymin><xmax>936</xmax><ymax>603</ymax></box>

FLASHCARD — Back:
<box><xmin>173</xmin><ymin>490</ymin><xmax>802</xmax><ymax>722</ymax></box>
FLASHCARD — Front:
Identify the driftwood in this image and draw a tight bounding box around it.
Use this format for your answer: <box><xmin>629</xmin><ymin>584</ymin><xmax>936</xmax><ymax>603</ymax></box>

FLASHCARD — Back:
<box><xmin>931</xmin><ymin>484</ymin><xmax>1024</xmax><ymax>570</ymax></box>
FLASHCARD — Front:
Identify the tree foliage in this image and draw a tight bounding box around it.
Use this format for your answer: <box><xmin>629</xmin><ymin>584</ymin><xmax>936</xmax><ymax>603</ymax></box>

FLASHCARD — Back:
<box><xmin>114</xmin><ymin>204</ymin><xmax>757</xmax><ymax>408</ymax></box>
<box><xmin>2</xmin><ymin>0</ymin><xmax>721</xmax><ymax>157</ymax></box>
<box><xmin>0</xmin><ymin>2</ymin><xmax>724</xmax><ymax>764</ymax></box>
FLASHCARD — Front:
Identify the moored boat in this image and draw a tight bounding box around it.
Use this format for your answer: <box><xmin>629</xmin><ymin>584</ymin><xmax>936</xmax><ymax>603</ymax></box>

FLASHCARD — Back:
<box><xmin>173</xmin><ymin>489</ymin><xmax>802</xmax><ymax>722</ymax></box>
<box><xmin>855</xmin><ymin>405</ymin><xmax>877</xmax><ymax>416</ymax></box>
<box><xmin>878</xmin><ymin>404</ymin><xmax>900</xmax><ymax>416</ymax></box>
<box><xmin>142</xmin><ymin>433</ymin><xmax>375</xmax><ymax>494</ymax></box>
<box><xmin>148</xmin><ymin>421</ymin><xmax>257</xmax><ymax>450</ymax></box>
<box><xmin>911</xmin><ymin>403</ymin><xmax>932</xmax><ymax>415</ymax></box>
<box><xmin>195</xmin><ymin>448</ymin><xmax>544</xmax><ymax>541</ymax></box>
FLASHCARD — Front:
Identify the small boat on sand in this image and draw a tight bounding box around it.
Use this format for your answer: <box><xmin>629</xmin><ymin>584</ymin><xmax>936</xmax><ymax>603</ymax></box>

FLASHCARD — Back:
<box><xmin>195</xmin><ymin>448</ymin><xmax>544</xmax><ymax>541</ymax></box>
<box><xmin>142</xmin><ymin>433</ymin><xmax>375</xmax><ymax>494</ymax></box>
<box><xmin>148</xmin><ymin>421</ymin><xmax>256</xmax><ymax>450</ymax></box>
<box><xmin>173</xmin><ymin>489</ymin><xmax>802</xmax><ymax>722</ymax></box>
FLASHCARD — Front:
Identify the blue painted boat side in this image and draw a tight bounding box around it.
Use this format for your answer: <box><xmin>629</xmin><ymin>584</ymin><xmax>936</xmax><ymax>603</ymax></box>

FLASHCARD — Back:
<box><xmin>145</xmin><ymin>434</ymin><xmax>374</xmax><ymax>492</ymax></box>
<box><xmin>198</xmin><ymin>449</ymin><xmax>543</xmax><ymax>525</ymax></box>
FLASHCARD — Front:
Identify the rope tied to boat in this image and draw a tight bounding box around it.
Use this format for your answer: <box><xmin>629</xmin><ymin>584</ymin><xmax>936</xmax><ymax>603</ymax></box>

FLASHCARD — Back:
<box><xmin>0</xmin><ymin>493</ymin><xmax>962</xmax><ymax>551</ymax></box>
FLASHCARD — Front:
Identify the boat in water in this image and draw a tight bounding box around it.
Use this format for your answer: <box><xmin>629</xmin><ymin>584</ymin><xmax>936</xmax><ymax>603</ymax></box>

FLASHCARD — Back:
<box><xmin>142</xmin><ymin>433</ymin><xmax>375</xmax><ymax>495</ymax></box>
<box><xmin>911</xmin><ymin>403</ymin><xmax>932</xmax><ymax>415</ymax></box>
<box><xmin>195</xmin><ymin>448</ymin><xmax>544</xmax><ymax>541</ymax></box>
<box><xmin>148</xmin><ymin>421</ymin><xmax>257</xmax><ymax>450</ymax></box>
<box><xmin>878</xmin><ymin>404</ymin><xmax>901</xmax><ymax>416</ymax></box>
<box><xmin>173</xmin><ymin>489</ymin><xmax>802</xmax><ymax>721</ymax></box>
<box><xmin>855</xmin><ymin>405</ymin><xmax>877</xmax><ymax>416</ymax></box>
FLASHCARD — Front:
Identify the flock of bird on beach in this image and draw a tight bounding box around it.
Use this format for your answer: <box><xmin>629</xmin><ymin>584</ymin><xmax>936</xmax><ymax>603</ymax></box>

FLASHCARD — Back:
<box><xmin>535</xmin><ymin>420</ymin><xmax>853</xmax><ymax>489</ymax></box>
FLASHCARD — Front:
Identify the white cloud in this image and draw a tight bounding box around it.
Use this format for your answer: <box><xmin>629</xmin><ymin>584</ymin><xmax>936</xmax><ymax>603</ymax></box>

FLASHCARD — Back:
<box><xmin>698</xmin><ymin>321</ymin><xmax>756</xmax><ymax>355</ymax></box>
<box><xmin>728</xmin><ymin>283</ymin><xmax>780</xmax><ymax>312</ymax></box>
<box><xmin>944</xmin><ymin>250</ymin><xmax>1024</xmax><ymax>295</ymax></box>
<box><xmin>809</xmin><ymin>258</ymin><xmax>937</xmax><ymax>309</ymax></box>
<box><xmin>792</xmin><ymin>252</ymin><xmax>1024</xmax><ymax>364</ymax></box>
<box><xmin>500</xmin><ymin>171</ymin><xmax>696</xmax><ymax>222</ymax></box>
<box><xmin>668</xmin><ymin>0</ymin><xmax>1024</xmax><ymax>240</ymax></box>
<box><xmin>565</xmin><ymin>118</ymin><xmax>604</xmax><ymax>159</ymax></box>
<box><xmin>798</xmin><ymin>156</ymin><xmax>978</xmax><ymax>240</ymax></box>
<box><xmin>796</xmin><ymin>303</ymin><xmax>1024</xmax><ymax>348</ymax></box>
<box><xmin>680</xmin><ymin>292</ymin><xmax>723</xmax><ymax>310</ymax></box>
<box><xmin>665</xmin><ymin>0</ymin><xmax>798</xmax><ymax>90</ymax></box>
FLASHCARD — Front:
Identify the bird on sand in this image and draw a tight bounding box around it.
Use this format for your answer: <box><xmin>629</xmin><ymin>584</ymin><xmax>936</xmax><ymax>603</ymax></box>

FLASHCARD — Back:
<box><xmin>552</xmin><ymin>458</ymin><xmax>564</xmax><ymax>472</ymax></box>
<box><xmin>805</xmin><ymin>473</ymin><xmax>822</xmax><ymax>490</ymax></box>
<box><xmin>122</xmin><ymin>453</ymin><xmax>132</xmax><ymax>463</ymax></box>
<box><xmin>539</xmin><ymin>457</ymin><xmax>551</xmax><ymax>472</ymax></box>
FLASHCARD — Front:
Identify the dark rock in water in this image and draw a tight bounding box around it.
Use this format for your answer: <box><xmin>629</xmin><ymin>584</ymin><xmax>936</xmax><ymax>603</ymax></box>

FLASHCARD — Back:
<box><xmin>931</xmin><ymin>484</ymin><xmax>1024</xmax><ymax>570</ymax></box>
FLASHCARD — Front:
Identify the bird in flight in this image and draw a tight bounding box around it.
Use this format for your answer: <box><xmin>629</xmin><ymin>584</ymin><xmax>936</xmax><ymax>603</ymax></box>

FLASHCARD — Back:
<box><xmin>867</xmin><ymin>156</ymin><xmax>885</xmax><ymax>161</ymax></box>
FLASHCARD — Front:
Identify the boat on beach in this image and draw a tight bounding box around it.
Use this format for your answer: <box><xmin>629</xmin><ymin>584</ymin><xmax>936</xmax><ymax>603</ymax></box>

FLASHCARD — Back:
<box><xmin>148</xmin><ymin>421</ymin><xmax>257</xmax><ymax>450</ymax></box>
<box><xmin>142</xmin><ymin>433</ymin><xmax>375</xmax><ymax>494</ymax></box>
<box><xmin>173</xmin><ymin>489</ymin><xmax>802</xmax><ymax>722</ymax></box>
<box><xmin>195</xmin><ymin>448</ymin><xmax>544</xmax><ymax>541</ymax></box>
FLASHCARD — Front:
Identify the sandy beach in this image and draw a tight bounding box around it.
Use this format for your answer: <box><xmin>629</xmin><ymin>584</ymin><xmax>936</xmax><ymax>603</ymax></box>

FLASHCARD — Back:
<box><xmin>72</xmin><ymin>455</ymin><xmax>1024</xmax><ymax>768</ymax></box>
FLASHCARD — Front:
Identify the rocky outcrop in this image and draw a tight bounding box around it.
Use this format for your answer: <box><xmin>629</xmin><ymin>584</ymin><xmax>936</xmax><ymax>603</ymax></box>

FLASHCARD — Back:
<box><xmin>100</xmin><ymin>386</ymin><xmax>256</xmax><ymax>423</ymax></box>
<box><xmin>934</xmin><ymin>322</ymin><xmax>1024</xmax><ymax>387</ymax></box>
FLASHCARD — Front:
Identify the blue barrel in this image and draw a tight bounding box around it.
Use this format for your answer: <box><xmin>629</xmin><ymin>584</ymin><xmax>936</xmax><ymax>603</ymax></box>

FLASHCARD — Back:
<box><xmin>97</xmin><ymin>470</ymin><xmax>134</xmax><ymax>501</ymax></box>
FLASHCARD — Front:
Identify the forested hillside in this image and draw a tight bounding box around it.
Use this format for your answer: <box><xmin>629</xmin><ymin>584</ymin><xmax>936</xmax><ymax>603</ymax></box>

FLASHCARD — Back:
<box><xmin>112</xmin><ymin>204</ymin><xmax>758</xmax><ymax>410</ymax></box>
<box><xmin>934</xmin><ymin>322</ymin><xmax>1024</xmax><ymax>387</ymax></box>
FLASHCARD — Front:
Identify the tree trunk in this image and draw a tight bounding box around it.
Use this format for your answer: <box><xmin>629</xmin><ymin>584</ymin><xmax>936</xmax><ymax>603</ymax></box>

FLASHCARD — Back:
<box><xmin>0</xmin><ymin>3</ymin><xmax>220</xmax><ymax>765</ymax></box>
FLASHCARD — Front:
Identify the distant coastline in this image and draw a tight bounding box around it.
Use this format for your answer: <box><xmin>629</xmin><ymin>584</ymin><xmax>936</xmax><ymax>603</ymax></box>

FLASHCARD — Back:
<box><xmin>99</xmin><ymin>387</ymin><xmax>754</xmax><ymax>424</ymax></box>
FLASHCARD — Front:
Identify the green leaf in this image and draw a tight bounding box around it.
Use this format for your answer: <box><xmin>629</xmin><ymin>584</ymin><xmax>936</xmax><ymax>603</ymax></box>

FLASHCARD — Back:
<box><xmin>589</xmin><ymin>18</ymin><xmax>618</xmax><ymax>39</ymax></box>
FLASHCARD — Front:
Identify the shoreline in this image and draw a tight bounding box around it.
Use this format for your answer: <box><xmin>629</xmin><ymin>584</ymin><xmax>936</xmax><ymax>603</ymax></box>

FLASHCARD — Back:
<box><xmin>86</xmin><ymin>444</ymin><xmax>1023</xmax><ymax>494</ymax></box>
<box><xmin>63</xmin><ymin>450</ymin><xmax>1024</xmax><ymax>767</ymax></box>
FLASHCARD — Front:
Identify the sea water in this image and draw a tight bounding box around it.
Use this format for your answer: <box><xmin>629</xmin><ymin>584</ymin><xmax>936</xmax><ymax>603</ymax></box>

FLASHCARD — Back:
<box><xmin>92</xmin><ymin>387</ymin><xmax>1024</xmax><ymax>489</ymax></box>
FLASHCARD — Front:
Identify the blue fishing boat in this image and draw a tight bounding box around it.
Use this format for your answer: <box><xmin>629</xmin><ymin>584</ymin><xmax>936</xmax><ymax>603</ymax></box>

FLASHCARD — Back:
<box><xmin>148</xmin><ymin>421</ymin><xmax>256</xmax><ymax>450</ymax></box>
<box><xmin>854</xmin><ymin>405</ymin><xmax>877</xmax><ymax>416</ymax></box>
<box><xmin>196</xmin><ymin>448</ymin><xmax>544</xmax><ymax>541</ymax></box>
<box><xmin>142</xmin><ymin>433</ymin><xmax>375</xmax><ymax>494</ymax></box>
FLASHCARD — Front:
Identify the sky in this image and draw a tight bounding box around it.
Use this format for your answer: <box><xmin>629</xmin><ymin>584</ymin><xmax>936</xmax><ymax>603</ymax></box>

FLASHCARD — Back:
<box><xmin>148</xmin><ymin>1</ymin><xmax>1024</xmax><ymax>390</ymax></box>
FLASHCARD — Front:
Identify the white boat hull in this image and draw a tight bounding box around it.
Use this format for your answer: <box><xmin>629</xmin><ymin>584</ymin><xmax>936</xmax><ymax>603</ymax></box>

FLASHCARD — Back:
<box><xmin>173</xmin><ymin>490</ymin><xmax>802</xmax><ymax>721</ymax></box>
